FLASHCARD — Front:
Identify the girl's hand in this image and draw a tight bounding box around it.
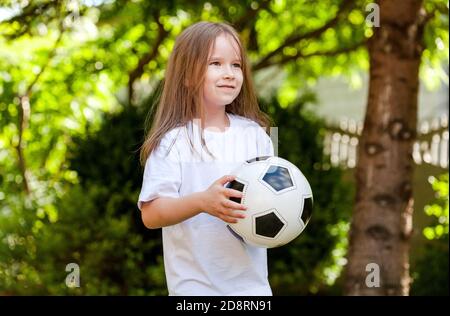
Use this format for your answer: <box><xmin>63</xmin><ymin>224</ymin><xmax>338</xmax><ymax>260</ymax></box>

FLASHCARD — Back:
<box><xmin>200</xmin><ymin>175</ymin><xmax>247</xmax><ymax>223</ymax></box>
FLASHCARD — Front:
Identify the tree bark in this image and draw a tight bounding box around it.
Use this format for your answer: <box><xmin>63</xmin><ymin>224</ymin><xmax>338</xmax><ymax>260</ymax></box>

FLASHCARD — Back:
<box><xmin>344</xmin><ymin>0</ymin><xmax>426</xmax><ymax>295</ymax></box>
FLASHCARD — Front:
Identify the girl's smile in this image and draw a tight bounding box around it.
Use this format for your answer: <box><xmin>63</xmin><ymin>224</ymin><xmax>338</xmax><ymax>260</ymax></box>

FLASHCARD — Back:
<box><xmin>217</xmin><ymin>85</ymin><xmax>236</xmax><ymax>91</ymax></box>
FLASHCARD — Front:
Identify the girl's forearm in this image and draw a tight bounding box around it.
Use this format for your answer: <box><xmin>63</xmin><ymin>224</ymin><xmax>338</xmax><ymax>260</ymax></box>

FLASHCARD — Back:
<box><xmin>141</xmin><ymin>192</ymin><xmax>205</xmax><ymax>229</ymax></box>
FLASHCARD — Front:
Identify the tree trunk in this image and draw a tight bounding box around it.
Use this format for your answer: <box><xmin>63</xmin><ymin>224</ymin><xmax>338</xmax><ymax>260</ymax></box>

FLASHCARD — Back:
<box><xmin>344</xmin><ymin>0</ymin><xmax>426</xmax><ymax>295</ymax></box>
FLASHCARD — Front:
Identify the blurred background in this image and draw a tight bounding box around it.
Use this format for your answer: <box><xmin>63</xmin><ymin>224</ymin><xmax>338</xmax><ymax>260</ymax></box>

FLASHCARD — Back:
<box><xmin>0</xmin><ymin>0</ymin><xmax>448</xmax><ymax>295</ymax></box>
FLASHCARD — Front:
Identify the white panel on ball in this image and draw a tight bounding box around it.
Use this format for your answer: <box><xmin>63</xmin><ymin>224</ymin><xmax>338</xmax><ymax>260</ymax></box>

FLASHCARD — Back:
<box><xmin>226</xmin><ymin>156</ymin><xmax>313</xmax><ymax>248</ymax></box>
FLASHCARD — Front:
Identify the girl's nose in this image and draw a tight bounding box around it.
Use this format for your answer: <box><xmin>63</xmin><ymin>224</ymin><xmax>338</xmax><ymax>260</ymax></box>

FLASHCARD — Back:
<box><xmin>223</xmin><ymin>66</ymin><xmax>235</xmax><ymax>79</ymax></box>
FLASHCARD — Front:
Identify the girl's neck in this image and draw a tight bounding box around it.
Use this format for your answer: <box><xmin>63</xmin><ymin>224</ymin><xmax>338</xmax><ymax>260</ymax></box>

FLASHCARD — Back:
<box><xmin>201</xmin><ymin>108</ymin><xmax>230</xmax><ymax>132</ymax></box>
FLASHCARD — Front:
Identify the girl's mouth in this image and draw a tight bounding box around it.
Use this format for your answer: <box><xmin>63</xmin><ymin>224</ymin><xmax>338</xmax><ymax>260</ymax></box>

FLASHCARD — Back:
<box><xmin>218</xmin><ymin>85</ymin><xmax>235</xmax><ymax>90</ymax></box>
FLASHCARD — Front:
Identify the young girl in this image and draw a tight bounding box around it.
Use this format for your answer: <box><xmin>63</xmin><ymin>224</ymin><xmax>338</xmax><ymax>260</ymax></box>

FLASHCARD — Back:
<box><xmin>138</xmin><ymin>21</ymin><xmax>274</xmax><ymax>296</ymax></box>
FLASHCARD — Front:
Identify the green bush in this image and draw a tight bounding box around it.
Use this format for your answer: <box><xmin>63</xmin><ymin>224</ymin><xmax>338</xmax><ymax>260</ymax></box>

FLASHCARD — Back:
<box><xmin>0</xmin><ymin>184</ymin><xmax>166</xmax><ymax>295</ymax></box>
<box><xmin>0</xmin><ymin>102</ymin><xmax>166</xmax><ymax>295</ymax></box>
<box><xmin>410</xmin><ymin>173</ymin><xmax>449</xmax><ymax>296</ymax></box>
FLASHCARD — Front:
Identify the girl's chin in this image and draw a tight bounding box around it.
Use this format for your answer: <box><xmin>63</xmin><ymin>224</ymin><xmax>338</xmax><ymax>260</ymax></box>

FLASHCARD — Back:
<box><xmin>205</xmin><ymin>100</ymin><xmax>236</xmax><ymax>108</ymax></box>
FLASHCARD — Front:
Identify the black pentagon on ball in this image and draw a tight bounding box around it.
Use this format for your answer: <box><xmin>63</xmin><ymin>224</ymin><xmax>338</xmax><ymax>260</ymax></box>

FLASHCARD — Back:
<box><xmin>246</xmin><ymin>156</ymin><xmax>271</xmax><ymax>163</ymax></box>
<box><xmin>262</xmin><ymin>165</ymin><xmax>293</xmax><ymax>192</ymax></box>
<box><xmin>255</xmin><ymin>211</ymin><xmax>285</xmax><ymax>238</ymax></box>
<box><xmin>301</xmin><ymin>197</ymin><xmax>313</xmax><ymax>225</ymax></box>
<box><xmin>225</xmin><ymin>180</ymin><xmax>245</xmax><ymax>203</ymax></box>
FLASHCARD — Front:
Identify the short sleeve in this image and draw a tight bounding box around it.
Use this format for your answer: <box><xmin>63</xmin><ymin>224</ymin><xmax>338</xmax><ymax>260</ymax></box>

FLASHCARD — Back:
<box><xmin>137</xmin><ymin>135</ymin><xmax>182</xmax><ymax>210</ymax></box>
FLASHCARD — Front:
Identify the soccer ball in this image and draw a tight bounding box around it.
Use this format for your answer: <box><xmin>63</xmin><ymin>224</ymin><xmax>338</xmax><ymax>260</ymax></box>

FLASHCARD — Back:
<box><xmin>225</xmin><ymin>156</ymin><xmax>313</xmax><ymax>248</ymax></box>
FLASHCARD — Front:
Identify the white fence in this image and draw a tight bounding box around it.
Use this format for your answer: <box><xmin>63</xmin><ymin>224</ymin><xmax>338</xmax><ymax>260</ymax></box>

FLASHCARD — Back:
<box><xmin>324</xmin><ymin>115</ymin><xmax>449</xmax><ymax>169</ymax></box>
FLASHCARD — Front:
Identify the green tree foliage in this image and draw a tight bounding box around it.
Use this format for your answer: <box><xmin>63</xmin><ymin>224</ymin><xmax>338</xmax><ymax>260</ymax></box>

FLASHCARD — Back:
<box><xmin>410</xmin><ymin>173</ymin><xmax>449</xmax><ymax>296</ymax></box>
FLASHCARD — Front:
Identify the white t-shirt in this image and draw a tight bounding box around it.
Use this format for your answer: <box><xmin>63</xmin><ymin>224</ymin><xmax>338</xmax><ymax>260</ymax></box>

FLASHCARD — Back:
<box><xmin>138</xmin><ymin>112</ymin><xmax>274</xmax><ymax>296</ymax></box>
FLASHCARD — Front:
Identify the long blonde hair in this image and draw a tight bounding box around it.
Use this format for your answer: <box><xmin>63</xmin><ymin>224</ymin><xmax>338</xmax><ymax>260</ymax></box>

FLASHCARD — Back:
<box><xmin>140</xmin><ymin>21</ymin><xmax>271</xmax><ymax>165</ymax></box>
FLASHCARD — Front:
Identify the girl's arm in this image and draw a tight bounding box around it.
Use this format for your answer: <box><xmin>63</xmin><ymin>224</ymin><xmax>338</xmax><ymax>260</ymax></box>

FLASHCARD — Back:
<box><xmin>141</xmin><ymin>175</ymin><xmax>247</xmax><ymax>229</ymax></box>
<box><xmin>141</xmin><ymin>192</ymin><xmax>204</xmax><ymax>229</ymax></box>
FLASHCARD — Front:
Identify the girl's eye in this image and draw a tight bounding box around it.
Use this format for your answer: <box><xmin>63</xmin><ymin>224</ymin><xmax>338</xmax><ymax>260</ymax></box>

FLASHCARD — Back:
<box><xmin>210</xmin><ymin>62</ymin><xmax>220</xmax><ymax>66</ymax></box>
<box><xmin>233</xmin><ymin>63</ymin><xmax>242</xmax><ymax>68</ymax></box>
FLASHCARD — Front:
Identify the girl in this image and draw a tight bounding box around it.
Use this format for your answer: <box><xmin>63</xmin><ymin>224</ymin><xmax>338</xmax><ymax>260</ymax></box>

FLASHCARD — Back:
<box><xmin>138</xmin><ymin>21</ymin><xmax>274</xmax><ymax>296</ymax></box>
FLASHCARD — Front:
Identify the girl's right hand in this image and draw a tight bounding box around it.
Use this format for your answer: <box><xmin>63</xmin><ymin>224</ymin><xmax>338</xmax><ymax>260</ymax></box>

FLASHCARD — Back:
<box><xmin>200</xmin><ymin>175</ymin><xmax>247</xmax><ymax>224</ymax></box>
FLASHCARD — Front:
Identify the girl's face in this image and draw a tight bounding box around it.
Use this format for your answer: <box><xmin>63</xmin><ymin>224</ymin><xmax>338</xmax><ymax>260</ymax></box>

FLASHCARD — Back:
<box><xmin>202</xmin><ymin>34</ymin><xmax>243</xmax><ymax>111</ymax></box>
